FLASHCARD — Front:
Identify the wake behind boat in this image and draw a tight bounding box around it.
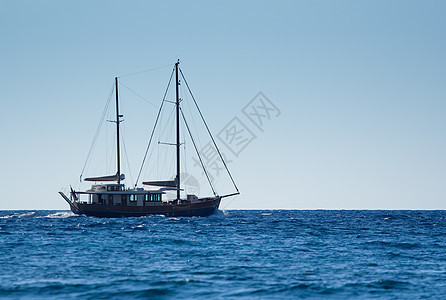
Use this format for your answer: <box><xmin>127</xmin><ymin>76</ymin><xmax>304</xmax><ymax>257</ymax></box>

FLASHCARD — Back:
<box><xmin>59</xmin><ymin>61</ymin><xmax>239</xmax><ymax>217</ymax></box>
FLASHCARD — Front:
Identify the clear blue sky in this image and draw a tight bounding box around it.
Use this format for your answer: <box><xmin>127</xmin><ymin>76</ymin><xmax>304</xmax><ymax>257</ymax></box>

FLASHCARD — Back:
<box><xmin>1</xmin><ymin>1</ymin><xmax>445</xmax><ymax>209</ymax></box>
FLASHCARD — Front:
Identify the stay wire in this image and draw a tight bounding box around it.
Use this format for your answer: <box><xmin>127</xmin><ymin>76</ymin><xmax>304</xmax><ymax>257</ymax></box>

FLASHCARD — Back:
<box><xmin>119</xmin><ymin>63</ymin><xmax>174</xmax><ymax>78</ymax></box>
<box><xmin>118</xmin><ymin>81</ymin><xmax>158</xmax><ymax>109</ymax></box>
<box><xmin>222</xmin><ymin>194</ymin><xmax>240</xmax><ymax>210</ymax></box>
<box><xmin>121</xmin><ymin>130</ymin><xmax>134</xmax><ymax>187</ymax></box>
<box><xmin>179</xmin><ymin>68</ymin><xmax>239</xmax><ymax>193</ymax></box>
<box><xmin>180</xmin><ymin>107</ymin><xmax>216</xmax><ymax>196</ymax></box>
<box><xmin>80</xmin><ymin>83</ymin><xmax>115</xmax><ymax>181</ymax></box>
<box><xmin>135</xmin><ymin>67</ymin><xmax>175</xmax><ymax>186</ymax></box>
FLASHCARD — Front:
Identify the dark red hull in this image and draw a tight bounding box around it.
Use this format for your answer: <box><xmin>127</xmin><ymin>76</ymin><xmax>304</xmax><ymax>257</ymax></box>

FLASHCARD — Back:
<box><xmin>67</xmin><ymin>197</ymin><xmax>221</xmax><ymax>218</ymax></box>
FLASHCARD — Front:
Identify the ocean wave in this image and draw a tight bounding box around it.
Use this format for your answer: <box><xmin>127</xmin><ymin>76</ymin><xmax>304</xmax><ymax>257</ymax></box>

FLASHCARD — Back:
<box><xmin>1</xmin><ymin>210</ymin><xmax>446</xmax><ymax>299</ymax></box>
<box><xmin>0</xmin><ymin>211</ymin><xmax>35</xmax><ymax>219</ymax></box>
<box><xmin>40</xmin><ymin>211</ymin><xmax>76</xmax><ymax>219</ymax></box>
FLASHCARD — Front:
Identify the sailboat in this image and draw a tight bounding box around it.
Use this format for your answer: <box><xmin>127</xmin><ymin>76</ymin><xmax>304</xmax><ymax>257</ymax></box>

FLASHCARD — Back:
<box><xmin>59</xmin><ymin>61</ymin><xmax>239</xmax><ymax>217</ymax></box>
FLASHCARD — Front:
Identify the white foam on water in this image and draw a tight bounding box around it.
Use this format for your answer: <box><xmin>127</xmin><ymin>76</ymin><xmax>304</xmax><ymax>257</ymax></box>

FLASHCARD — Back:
<box><xmin>18</xmin><ymin>212</ymin><xmax>36</xmax><ymax>218</ymax></box>
<box><xmin>0</xmin><ymin>215</ymin><xmax>14</xmax><ymax>219</ymax></box>
<box><xmin>0</xmin><ymin>212</ymin><xmax>36</xmax><ymax>219</ymax></box>
<box><xmin>41</xmin><ymin>211</ymin><xmax>75</xmax><ymax>219</ymax></box>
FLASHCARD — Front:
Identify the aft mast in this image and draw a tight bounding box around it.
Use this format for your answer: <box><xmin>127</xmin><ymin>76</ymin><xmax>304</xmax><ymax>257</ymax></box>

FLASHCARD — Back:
<box><xmin>175</xmin><ymin>60</ymin><xmax>180</xmax><ymax>200</ymax></box>
<box><xmin>83</xmin><ymin>77</ymin><xmax>124</xmax><ymax>183</ymax></box>
<box><xmin>115</xmin><ymin>77</ymin><xmax>121</xmax><ymax>185</ymax></box>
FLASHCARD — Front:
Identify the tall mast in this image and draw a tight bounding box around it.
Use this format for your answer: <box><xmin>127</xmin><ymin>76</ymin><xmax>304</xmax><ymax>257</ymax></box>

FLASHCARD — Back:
<box><xmin>115</xmin><ymin>77</ymin><xmax>121</xmax><ymax>184</ymax></box>
<box><xmin>175</xmin><ymin>61</ymin><xmax>180</xmax><ymax>200</ymax></box>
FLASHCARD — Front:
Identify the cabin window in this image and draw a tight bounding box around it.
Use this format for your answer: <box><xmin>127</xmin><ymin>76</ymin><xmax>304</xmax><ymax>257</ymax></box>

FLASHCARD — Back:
<box><xmin>145</xmin><ymin>193</ymin><xmax>161</xmax><ymax>202</ymax></box>
<box><xmin>130</xmin><ymin>195</ymin><xmax>137</xmax><ymax>202</ymax></box>
<box><xmin>107</xmin><ymin>186</ymin><xmax>122</xmax><ymax>191</ymax></box>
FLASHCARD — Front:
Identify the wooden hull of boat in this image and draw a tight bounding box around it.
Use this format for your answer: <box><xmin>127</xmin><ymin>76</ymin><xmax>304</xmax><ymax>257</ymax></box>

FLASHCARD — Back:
<box><xmin>67</xmin><ymin>197</ymin><xmax>221</xmax><ymax>218</ymax></box>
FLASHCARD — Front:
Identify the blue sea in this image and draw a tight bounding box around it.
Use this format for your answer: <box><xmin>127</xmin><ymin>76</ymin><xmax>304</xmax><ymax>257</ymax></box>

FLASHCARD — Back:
<box><xmin>1</xmin><ymin>210</ymin><xmax>446</xmax><ymax>299</ymax></box>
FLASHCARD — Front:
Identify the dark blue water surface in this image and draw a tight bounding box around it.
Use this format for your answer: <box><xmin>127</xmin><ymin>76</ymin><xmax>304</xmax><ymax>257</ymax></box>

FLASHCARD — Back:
<box><xmin>1</xmin><ymin>210</ymin><xmax>446</xmax><ymax>299</ymax></box>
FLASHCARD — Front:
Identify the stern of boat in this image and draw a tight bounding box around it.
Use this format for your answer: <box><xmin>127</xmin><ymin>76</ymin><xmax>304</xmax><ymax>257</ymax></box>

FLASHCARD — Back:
<box><xmin>58</xmin><ymin>191</ymin><xmax>80</xmax><ymax>214</ymax></box>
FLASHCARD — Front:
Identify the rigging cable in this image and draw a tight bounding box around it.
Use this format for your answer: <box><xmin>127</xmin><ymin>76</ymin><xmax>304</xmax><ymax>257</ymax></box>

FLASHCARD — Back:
<box><xmin>118</xmin><ymin>80</ymin><xmax>158</xmax><ymax>109</ymax></box>
<box><xmin>135</xmin><ymin>67</ymin><xmax>175</xmax><ymax>187</ymax></box>
<box><xmin>222</xmin><ymin>193</ymin><xmax>240</xmax><ymax>209</ymax></box>
<box><xmin>121</xmin><ymin>130</ymin><xmax>134</xmax><ymax>187</ymax></box>
<box><xmin>79</xmin><ymin>83</ymin><xmax>115</xmax><ymax>182</ymax></box>
<box><xmin>119</xmin><ymin>63</ymin><xmax>174</xmax><ymax>78</ymax></box>
<box><xmin>179</xmin><ymin>68</ymin><xmax>239</xmax><ymax>194</ymax></box>
<box><xmin>180</xmin><ymin>107</ymin><xmax>216</xmax><ymax>196</ymax></box>
<box><xmin>107</xmin><ymin>131</ymin><xmax>117</xmax><ymax>175</ymax></box>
